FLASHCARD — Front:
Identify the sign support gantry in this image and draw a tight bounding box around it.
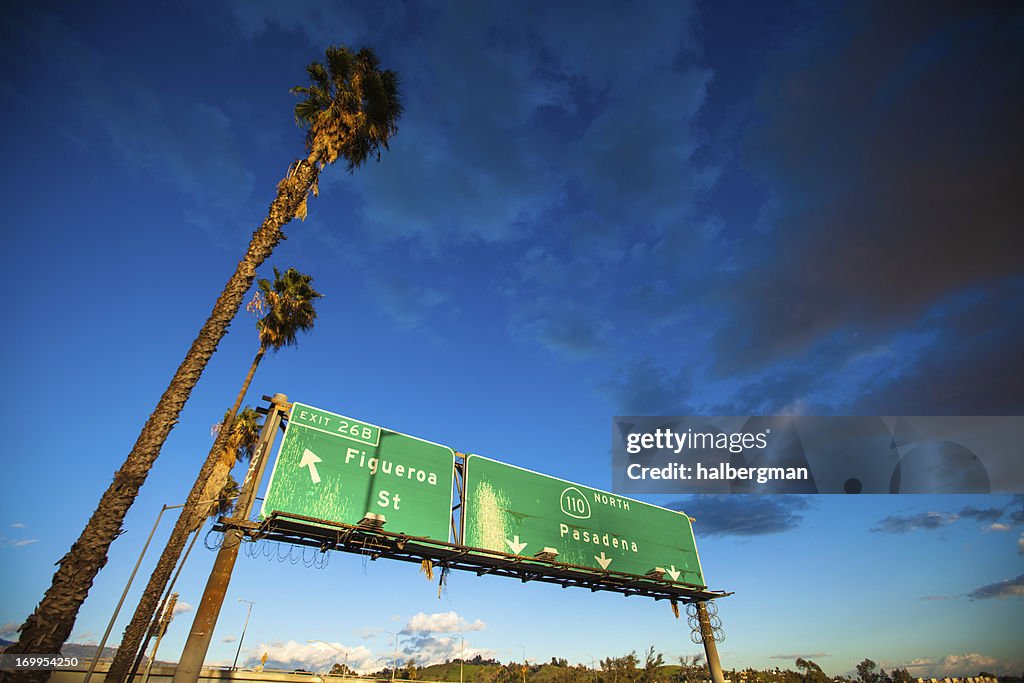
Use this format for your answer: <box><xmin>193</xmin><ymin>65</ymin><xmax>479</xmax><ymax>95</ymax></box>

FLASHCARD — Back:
<box><xmin>181</xmin><ymin>394</ymin><xmax>732</xmax><ymax>683</ymax></box>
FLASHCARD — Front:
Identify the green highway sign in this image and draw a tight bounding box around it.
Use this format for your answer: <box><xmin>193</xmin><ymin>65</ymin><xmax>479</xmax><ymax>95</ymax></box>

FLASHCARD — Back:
<box><xmin>463</xmin><ymin>455</ymin><xmax>705</xmax><ymax>585</ymax></box>
<box><xmin>261</xmin><ymin>402</ymin><xmax>455</xmax><ymax>542</ymax></box>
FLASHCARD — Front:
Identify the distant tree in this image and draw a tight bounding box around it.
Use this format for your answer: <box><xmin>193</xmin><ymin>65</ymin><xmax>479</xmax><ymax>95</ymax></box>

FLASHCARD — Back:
<box><xmin>889</xmin><ymin>669</ymin><xmax>912</xmax><ymax>683</ymax></box>
<box><xmin>641</xmin><ymin>648</ymin><xmax>664</xmax><ymax>683</ymax></box>
<box><xmin>602</xmin><ymin>653</ymin><xmax>640</xmax><ymax>683</ymax></box>
<box><xmin>486</xmin><ymin>665</ymin><xmax>521</xmax><ymax>683</ymax></box>
<box><xmin>401</xmin><ymin>659</ymin><xmax>418</xmax><ymax>680</ymax></box>
<box><xmin>330</xmin><ymin>663</ymin><xmax>356</xmax><ymax>676</ymax></box>
<box><xmin>677</xmin><ymin>655</ymin><xmax>706</xmax><ymax>683</ymax></box>
<box><xmin>856</xmin><ymin>660</ymin><xmax>879</xmax><ymax>683</ymax></box>
<box><xmin>796</xmin><ymin>659</ymin><xmax>828</xmax><ymax>683</ymax></box>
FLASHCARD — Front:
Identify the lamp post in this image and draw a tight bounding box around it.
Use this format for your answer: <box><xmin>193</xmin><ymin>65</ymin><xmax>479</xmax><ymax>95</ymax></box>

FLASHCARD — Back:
<box><xmin>514</xmin><ymin>645</ymin><xmax>526</xmax><ymax>683</ymax></box>
<box><xmin>585</xmin><ymin>654</ymin><xmax>597</xmax><ymax>683</ymax></box>
<box><xmin>448</xmin><ymin>633</ymin><xmax>464</xmax><ymax>683</ymax></box>
<box><xmin>308</xmin><ymin>640</ymin><xmax>349</xmax><ymax>675</ymax></box>
<box><xmin>382</xmin><ymin>631</ymin><xmax>399</xmax><ymax>683</ymax></box>
<box><xmin>232</xmin><ymin>599</ymin><xmax>255</xmax><ymax>670</ymax></box>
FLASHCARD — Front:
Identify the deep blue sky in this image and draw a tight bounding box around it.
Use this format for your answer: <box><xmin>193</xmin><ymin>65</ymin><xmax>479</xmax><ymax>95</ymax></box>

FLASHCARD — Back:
<box><xmin>1</xmin><ymin>0</ymin><xmax>1022</xmax><ymax>678</ymax></box>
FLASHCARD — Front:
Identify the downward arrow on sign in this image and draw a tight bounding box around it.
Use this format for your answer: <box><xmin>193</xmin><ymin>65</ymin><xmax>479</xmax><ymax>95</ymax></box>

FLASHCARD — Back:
<box><xmin>595</xmin><ymin>552</ymin><xmax>612</xmax><ymax>570</ymax></box>
<box><xmin>665</xmin><ymin>565</ymin><xmax>681</xmax><ymax>582</ymax></box>
<box><xmin>300</xmin><ymin>448</ymin><xmax>322</xmax><ymax>484</ymax></box>
<box><xmin>506</xmin><ymin>535</ymin><xmax>528</xmax><ymax>554</ymax></box>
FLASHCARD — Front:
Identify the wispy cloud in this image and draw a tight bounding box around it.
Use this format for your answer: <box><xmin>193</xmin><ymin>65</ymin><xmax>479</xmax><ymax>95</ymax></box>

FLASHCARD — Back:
<box><xmin>172</xmin><ymin>601</ymin><xmax>193</xmax><ymax>615</ymax></box>
<box><xmin>870</xmin><ymin>512</ymin><xmax>958</xmax><ymax>533</ymax></box>
<box><xmin>966</xmin><ymin>574</ymin><xmax>1024</xmax><ymax>600</ymax></box>
<box><xmin>10</xmin><ymin>523</ymin><xmax>26</xmax><ymax>529</ymax></box>
<box><xmin>871</xmin><ymin>498</ymin><xmax>1023</xmax><ymax>535</ymax></box>
<box><xmin>221</xmin><ymin>636</ymin><xmax>237</xmax><ymax>643</ymax></box>
<box><xmin>669</xmin><ymin>496</ymin><xmax>811</xmax><ymax>537</ymax></box>
<box><xmin>769</xmin><ymin>653</ymin><xmax>829</xmax><ymax>660</ymax></box>
<box><xmin>0</xmin><ymin>535</ymin><xmax>40</xmax><ymax>548</ymax></box>
<box><xmin>1</xmin><ymin>622</ymin><xmax>20</xmax><ymax>639</ymax></box>
<box><xmin>958</xmin><ymin>506</ymin><xmax>1003</xmax><ymax>524</ymax></box>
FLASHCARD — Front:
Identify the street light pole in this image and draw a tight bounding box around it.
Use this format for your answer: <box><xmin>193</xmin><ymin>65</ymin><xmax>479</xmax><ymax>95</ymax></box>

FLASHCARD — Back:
<box><xmin>448</xmin><ymin>633</ymin><xmax>464</xmax><ymax>683</ymax></box>
<box><xmin>514</xmin><ymin>645</ymin><xmax>526</xmax><ymax>683</ymax></box>
<box><xmin>382</xmin><ymin>631</ymin><xmax>399</xmax><ymax>683</ymax></box>
<box><xmin>232</xmin><ymin>599</ymin><xmax>255</xmax><ymax>670</ymax></box>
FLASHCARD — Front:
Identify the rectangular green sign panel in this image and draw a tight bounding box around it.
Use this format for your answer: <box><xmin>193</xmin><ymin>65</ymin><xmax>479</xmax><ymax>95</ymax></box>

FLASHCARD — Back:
<box><xmin>463</xmin><ymin>454</ymin><xmax>705</xmax><ymax>586</ymax></box>
<box><xmin>261</xmin><ymin>402</ymin><xmax>456</xmax><ymax>542</ymax></box>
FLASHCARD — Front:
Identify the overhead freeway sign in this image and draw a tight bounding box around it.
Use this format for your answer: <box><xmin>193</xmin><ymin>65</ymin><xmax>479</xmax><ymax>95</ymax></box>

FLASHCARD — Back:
<box><xmin>463</xmin><ymin>454</ymin><xmax>705</xmax><ymax>586</ymax></box>
<box><xmin>260</xmin><ymin>402</ymin><xmax>455</xmax><ymax>542</ymax></box>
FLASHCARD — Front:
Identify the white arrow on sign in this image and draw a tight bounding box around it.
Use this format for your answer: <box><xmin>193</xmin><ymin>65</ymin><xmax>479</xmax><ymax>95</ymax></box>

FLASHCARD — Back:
<box><xmin>665</xmin><ymin>565</ymin><xmax>681</xmax><ymax>582</ymax></box>
<box><xmin>595</xmin><ymin>552</ymin><xmax>612</xmax><ymax>570</ymax></box>
<box><xmin>300</xmin><ymin>448</ymin><xmax>322</xmax><ymax>484</ymax></box>
<box><xmin>505</xmin><ymin>535</ymin><xmax>528</xmax><ymax>554</ymax></box>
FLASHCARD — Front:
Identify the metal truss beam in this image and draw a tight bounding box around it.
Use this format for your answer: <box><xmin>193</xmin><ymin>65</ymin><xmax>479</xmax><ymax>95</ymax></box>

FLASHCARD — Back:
<box><xmin>214</xmin><ymin>511</ymin><xmax>731</xmax><ymax>604</ymax></box>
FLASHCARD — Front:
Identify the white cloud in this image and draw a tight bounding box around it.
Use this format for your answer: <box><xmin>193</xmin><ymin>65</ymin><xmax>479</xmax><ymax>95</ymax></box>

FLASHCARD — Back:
<box><xmin>935</xmin><ymin>654</ymin><xmax>999</xmax><ymax>676</ymax></box>
<box><xmin>222</xmin><ymin>636</ymin><xmax>238</xmax><ymax>643</ymax></box>
<box><xmin>0</xmin><ymin>535</ymin><xmax>38</xmax><ymax>548</ymax></box>
<box><xmin>403</xmin><ymin>611</ymin><xmax>486</xmax><ymax>634</ymax></box>
<box><xmin>246</xmin><ymin>640</ymin><xmax>376</xmax><ymax>673</ymax></box>
<box><xmin>172</xmin><ymin>601</ymin><xmax>194</xmax><ymax>616</ymax></box>
<box><xmin>1</xmin><ymin>621</ymin><xmax>20</xmax><ymax>639</ymax></box>
<box><xmin>1018</xmin><ymin>532</ymin><xmax>1023</xmax><ymax>556</ymax></box>
<box><xmin>903</xmin><ymin>654</ymin><xmax>1002</xmax><ymax>677</ymax></box>
<box><xmin>11</xmin><ymin>523</ymin><xmax>26</xmax><ymax>529</ymax></box>
<box><xmin>983</xmin><ymin>523</ymin><xmax>1011</xmax><ymax>532</ymax></box>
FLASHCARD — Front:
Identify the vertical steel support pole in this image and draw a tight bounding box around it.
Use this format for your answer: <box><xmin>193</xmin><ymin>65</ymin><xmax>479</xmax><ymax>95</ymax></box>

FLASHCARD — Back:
<box><xmin>172</xmin><ymin>394</ymin><xmax>288</xmax><ymax>683</ymax></box>
<box><xmin>696</xmin><ymin>602</ymin><xmax>726</xmax><ymax>683</ymax></box>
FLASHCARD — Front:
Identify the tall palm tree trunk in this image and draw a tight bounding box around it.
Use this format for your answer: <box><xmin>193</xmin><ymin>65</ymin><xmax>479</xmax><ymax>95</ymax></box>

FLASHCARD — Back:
<box><xmin>106</xmin><ymin>344</ymin><xmax>268</xmax><ymax>683</ymax></box>
<box><xmin>4</xmin><ymin>156</ymin><xmax>318</xmax><ymax>683</ymax></box>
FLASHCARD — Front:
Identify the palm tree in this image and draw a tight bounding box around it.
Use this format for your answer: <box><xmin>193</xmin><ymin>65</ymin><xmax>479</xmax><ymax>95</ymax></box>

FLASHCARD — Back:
<box><xmin>7</xmin><ymin>44</ymin><xmax>399</xmax><ymax>674</ymax></box>
<box><xmin>192</xmin><ymin>407</ymin><xmax>261</xmax><ymax>530</ymax></box>
<box><xmin>106</xmin><ymin>268</ymin><xmax>322</xmax><ymax>683</ymax></box>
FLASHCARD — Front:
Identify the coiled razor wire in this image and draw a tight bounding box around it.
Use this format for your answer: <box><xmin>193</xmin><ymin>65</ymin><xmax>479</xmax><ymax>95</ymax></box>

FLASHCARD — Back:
<box><xmin>201</xmin><ymin>534</ymin><xmax>331</xmax><ymax>569</ymax></box>
<box><xmin>243</xmin><ymin>537</ymin><xmax>330</xmax><ymax>569</ymax></box>
<box><xmin>685</xmin><ymin>601</ymin><xmax>725</xmax><ymax>644</ymax></box>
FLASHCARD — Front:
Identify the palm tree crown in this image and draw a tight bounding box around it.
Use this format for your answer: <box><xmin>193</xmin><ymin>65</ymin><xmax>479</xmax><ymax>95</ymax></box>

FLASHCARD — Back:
<box><xmin>292</xmin><ymin>45</ymin><xmax>402</xmax><ymax>170</ymax></box>
<box><xmin>255</xmin><ymin>266</ymin><xmax>323</xmax><ymax>350</ymax></box>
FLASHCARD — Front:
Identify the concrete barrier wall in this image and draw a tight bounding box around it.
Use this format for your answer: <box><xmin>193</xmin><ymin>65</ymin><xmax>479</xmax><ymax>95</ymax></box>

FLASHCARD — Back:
<box><xmin>50</xmin><ymin>664</ymin><xmax>398</xmax><ymax>683</ymax></box>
